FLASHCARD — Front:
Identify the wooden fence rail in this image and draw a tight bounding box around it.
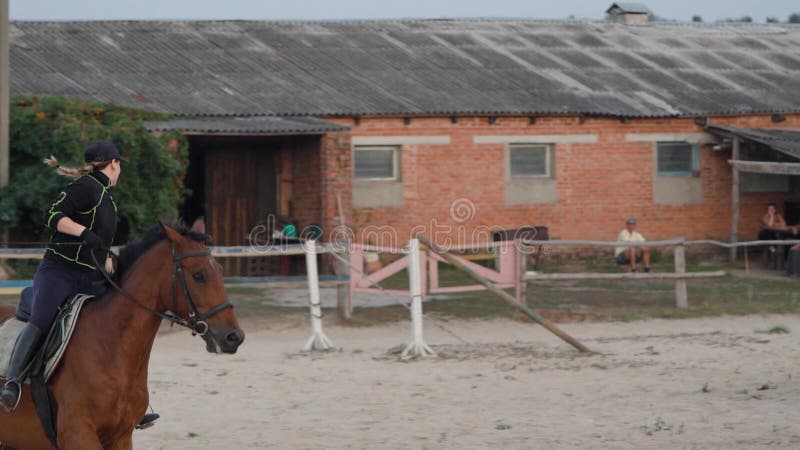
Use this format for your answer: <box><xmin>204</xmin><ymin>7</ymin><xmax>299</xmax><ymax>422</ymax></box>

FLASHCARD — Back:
<box><xmin>520</xmin><ymin>238</ymin><xmax>800</xmax><ymax>248</ymax></box>
<box><xmin>523</xmin><ymin>237</ymin><xmax>800</xmax><ymax>309</ymax></box>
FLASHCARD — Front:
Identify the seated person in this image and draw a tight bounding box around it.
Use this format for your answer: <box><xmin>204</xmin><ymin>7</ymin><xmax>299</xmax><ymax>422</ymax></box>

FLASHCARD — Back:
<box><xmin>758</xmin><ymin>203</ymin><xmax>788</xmax><ymax>241</ymax></box>
<box><xmin>615</xmin><ymin>218</ymin><xmax>650</xmax><ymax>272</ymax></box>
<box><xmin>758</xmin><ymin>204</ymin><xmax>799</xmax><ymax>261</ymax></box>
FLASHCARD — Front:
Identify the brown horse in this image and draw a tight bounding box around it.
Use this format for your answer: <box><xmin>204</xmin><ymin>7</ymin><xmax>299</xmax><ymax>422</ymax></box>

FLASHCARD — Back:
<box><xmin>0</xmin><ymin>222</ymin><xmax>245</xmax><ymax>449</ymax></box>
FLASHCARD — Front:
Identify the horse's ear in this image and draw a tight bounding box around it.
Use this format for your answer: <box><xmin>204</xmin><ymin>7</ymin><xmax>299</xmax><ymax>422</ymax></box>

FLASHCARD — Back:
<box><xmin>159</xmin><ymin>221</ymin><xmax>183</xmax><ymax>243</ymax></box>
<box><xmin>190</xmin><ymin>216</ymin><xmax>206</xmax><ymax>234</ymax></box>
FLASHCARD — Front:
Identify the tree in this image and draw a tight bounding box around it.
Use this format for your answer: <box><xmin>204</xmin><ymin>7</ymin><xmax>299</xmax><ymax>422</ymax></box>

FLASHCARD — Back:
<box><xmin>720</xmin><ymin>16</ymin><xmax>753</xmax><ymax>23</ymax></box>
<box><xmin>789</xmin><ymin>13</ymin><xmax>800</xmax><ymax>23</ymax></box>
<box><xmin>0</xmin><ymin>96</ymin><xmax>188</xmax><ymax>242</ymax></box>
<box><xmin>691</xmin><ymin>15</ymin><xmax>703</xmax><ymax>23</ymax></box>
<box><xmin>766</xmin><ymin>17</ymin><xmax>780</xmax><ymax>23</ymax></box>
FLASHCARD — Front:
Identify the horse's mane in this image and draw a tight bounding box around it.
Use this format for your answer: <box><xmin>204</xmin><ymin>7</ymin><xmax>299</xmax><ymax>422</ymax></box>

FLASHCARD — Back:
<box><xmin>116</xmin><ymin>222</ymin><xmax>212</xmax><ymax>279</ymax></box>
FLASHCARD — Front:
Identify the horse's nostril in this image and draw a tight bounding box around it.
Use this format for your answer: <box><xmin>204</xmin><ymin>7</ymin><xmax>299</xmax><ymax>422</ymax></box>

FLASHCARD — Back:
<box><xmin>226</xmin><ymin>330</ymin><xmax>243</xmax><ymax>342</ymax></box>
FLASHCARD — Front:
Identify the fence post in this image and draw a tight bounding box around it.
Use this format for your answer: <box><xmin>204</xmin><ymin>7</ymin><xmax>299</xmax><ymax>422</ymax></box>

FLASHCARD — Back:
<box><xmin>730</xmin><ymin>137</ymin><xmax>741</xmax><ymax>262</ymax></box>
<box><xmin>401</xmin><ymin>238</ymin><xmax>435</xmax><ymax>358</ymax></box>
<box><xmin>303</xmin><ymin>240</ymin><xmax>334</xmax><ymax>351</ymax></box>
<box><xmin>516</xmin><ymin>241</ymin><xmax>526</xmax><ymax>304</ymax></box>
<box><xmin>332</xmin><ymin>242</ymin><xmax>352</xmax><ymax>320</ymax></box>
<box><xmin>336</xmin><ymin>283</ymin><xmax>351</xmax><ymax>320</ymax></box>
<box><xmin>674</xmin><ymin>242</ymin><xmax>688</xmax><ymax>309</ymax></box>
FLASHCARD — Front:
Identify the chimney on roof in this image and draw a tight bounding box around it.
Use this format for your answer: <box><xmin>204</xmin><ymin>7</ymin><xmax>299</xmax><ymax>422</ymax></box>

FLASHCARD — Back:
<box><xmin>605</xmin><ymin>2</ymin><xmax>651</xmax><ymax>25</ymax></box>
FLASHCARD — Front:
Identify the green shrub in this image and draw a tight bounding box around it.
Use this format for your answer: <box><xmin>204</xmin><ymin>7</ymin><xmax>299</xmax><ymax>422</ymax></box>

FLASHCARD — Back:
<box><xmin>0</xmin><ymin>96</ymin><xmax>188</xmax><ymax>241</ymax></box>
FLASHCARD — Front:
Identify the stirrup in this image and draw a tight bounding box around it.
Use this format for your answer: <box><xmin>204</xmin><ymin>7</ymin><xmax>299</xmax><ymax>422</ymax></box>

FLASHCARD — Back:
<box><xmin>0</xmin><ymin>381</ymin><xmax>22</xmax><ymax>414</ymax></box>
<box><xmin>136</xmin><ymin>412</ymin><xmax>160</xmax><ymax>430</ymax></box>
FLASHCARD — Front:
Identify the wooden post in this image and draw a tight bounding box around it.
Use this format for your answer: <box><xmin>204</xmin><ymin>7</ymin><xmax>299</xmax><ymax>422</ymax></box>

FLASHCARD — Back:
<box><xmin>0</xmin><ymin>0</ymin><xmax>9</xmax><ymax>188</ymax></box>
<box><xmin>674</xmin><ymin>243</ymin><xmax>688</xmax><ymax>309</ymax></box>
<box><xmin>516</xmin><ymin>241</ymin><xmax>526</xmax><ymax>304</ymax></box>
<box><xmin>336</xmin><ymin>283</ymin><xmax>351</xmax><ymax>320</ymax></box>
<box><xmin>347</xmin><ymin>245</ymin><xmax>363</xmax><ymax>319</ymax></box>
<box><xmin>730</xmin><ymin>137</ymin><xmax>741</xmax><ymax>261</ymax></box>
<box><xmin>0</xmin><ymin>0</ymin><xmax>8</xmax><ymax>249</ymax></box>
<box><xmin>332</xmin><ymin>243</ymin><xmax>352</xmax><ymax>320</ymax></box>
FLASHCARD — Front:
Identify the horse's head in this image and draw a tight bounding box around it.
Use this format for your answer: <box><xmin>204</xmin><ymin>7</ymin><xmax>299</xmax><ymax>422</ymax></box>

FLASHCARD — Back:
<box><xmin>160</xmin><ymin>222</ymin><xmax>245</xmax><ymax>354</ymax></box>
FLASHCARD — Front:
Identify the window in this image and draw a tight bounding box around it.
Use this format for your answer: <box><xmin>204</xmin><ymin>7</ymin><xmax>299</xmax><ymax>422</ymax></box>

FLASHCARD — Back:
<box><xmin>657</xmin><ymin>142</ymin><xmax>698</xmax><ymax>175</ymax></box>
<box><xmin>509</xmin><ymin>144</ymin><xmax>551</xmax><ymax>177</ymax></box>
<box><xmin>354</xmin><ymin>146</ymin><xmax>399</xmax><ymax>180</ymax></box>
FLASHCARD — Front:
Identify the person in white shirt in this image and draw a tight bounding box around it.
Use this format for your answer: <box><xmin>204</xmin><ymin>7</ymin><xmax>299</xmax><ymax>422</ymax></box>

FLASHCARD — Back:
<box><xmin>615</xmin><ymin>218</ymin><xmax>650</xmax><ymax>272</ymax></box>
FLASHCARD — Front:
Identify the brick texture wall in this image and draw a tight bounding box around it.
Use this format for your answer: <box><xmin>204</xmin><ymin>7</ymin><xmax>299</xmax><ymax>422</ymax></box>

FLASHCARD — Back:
<box><xmin>290</xmin><ymin>137</ymin><xmax>323</xmax><ymax>231</ymax></box>
<box><xmin>315</xmin><ymin>114</ymin><xmax>800</xmax><ymax>247</ymax></box>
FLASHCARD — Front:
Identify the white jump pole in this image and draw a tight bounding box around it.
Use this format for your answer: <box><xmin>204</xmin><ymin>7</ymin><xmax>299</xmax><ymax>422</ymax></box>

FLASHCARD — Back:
<box><xmin>303</xmin><ymin>240</ymin><xmax>334</xmax><ymax>351</ymax></box>
<box><xmin>401</xmin><ymin>238</ymin><xmax>435</xmax><ymax>358</ymax></box>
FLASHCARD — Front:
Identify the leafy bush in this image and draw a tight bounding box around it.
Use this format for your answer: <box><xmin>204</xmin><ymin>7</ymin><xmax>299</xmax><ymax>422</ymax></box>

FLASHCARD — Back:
<box><xmin>0</xmin><ymin>96</ymin><xmax>188</xmax><ymax>241</ymax></box>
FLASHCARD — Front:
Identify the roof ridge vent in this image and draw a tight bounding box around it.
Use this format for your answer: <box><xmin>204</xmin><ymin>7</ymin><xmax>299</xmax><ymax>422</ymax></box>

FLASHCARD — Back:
<box><xmin>606</xmin><ymin>2</ymin><xmax>651</xmax><ymax>25</ymax></box>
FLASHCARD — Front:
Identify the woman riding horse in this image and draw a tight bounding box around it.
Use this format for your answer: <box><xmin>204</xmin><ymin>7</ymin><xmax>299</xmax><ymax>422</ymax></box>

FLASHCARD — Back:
<box><xmin>0</xmin><ymin>220</ymin><xmax>244</xmax><ymax>448</ymax></box>
<box><xmin>0</xmin><ymin>141</ymin><xmax>155</xmax><ymax>426</ymax></box>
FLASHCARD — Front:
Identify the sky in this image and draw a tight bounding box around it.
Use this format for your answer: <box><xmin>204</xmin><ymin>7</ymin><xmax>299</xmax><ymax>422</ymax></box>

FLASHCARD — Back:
<box><xmin>8</xmin><ymin>0</ymin><xmax>800</xmax><ymax>23</ymax></box>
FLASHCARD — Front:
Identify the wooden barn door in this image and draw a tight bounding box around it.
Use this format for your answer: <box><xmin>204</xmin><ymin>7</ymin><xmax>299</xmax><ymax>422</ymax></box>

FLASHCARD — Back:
<box><xmin>205</xmin><ymin>147</ymin><xmax>278</xmax><ymax>276</ymax></box>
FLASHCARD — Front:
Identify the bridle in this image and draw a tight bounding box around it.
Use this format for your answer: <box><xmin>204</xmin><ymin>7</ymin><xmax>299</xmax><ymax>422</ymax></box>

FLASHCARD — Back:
<box><xmin>169</xmin><ymin>245</ymin><xmax>233</xmax><ymax>335</ymax></box>
<box><xmin>92</xmin><ymin>243</ymin><xmax>234</xmax><ymax>336</ymax></box>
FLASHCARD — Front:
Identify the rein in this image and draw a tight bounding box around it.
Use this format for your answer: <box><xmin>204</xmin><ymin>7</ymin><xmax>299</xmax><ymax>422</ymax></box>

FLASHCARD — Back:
<box><xmin>91</xmin><ymin>244</ymin><xmax>233</xmax><ymax>336</ymax></box>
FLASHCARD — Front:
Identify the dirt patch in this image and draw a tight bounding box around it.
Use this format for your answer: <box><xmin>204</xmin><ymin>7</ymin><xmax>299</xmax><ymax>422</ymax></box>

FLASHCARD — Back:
<box><xmin>135</xmin><ymin>314</ymin><xmax>800</xmax><ymax>449</ymax></box>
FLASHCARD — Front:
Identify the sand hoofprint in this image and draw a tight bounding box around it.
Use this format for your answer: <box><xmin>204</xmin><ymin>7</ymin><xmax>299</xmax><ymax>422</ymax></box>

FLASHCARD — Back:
<box><xmin>134</xmin><ymin>315</ymin><xmax>800</xmax><ymax>449</ymax></box>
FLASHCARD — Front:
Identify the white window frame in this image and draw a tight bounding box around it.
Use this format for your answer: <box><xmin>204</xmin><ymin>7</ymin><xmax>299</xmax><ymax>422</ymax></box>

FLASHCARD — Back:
<box><xmin>508</xmin><ymin>144</ymin><xmax>553</xmax><ymax>178</ymax></box>
<box><xmin>353</xmin><ymin>145</ymin><xmax>400</xmax><ymax>181</ymax></box>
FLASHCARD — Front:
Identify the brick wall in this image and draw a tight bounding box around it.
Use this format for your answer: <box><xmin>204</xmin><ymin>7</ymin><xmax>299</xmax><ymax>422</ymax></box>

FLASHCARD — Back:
<box><xmin>290</xmin><ymin>137</ymin><xmax>324</xmax><ymax>231</ymax></box>
<box><xmin>315</xmin><ymin>114</ymin><xmax>800</xmax><ymax>247</ymax></box>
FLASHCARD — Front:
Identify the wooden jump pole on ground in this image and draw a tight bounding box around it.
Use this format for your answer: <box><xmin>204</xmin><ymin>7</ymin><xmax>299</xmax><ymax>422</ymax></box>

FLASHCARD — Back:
<box><xmin>417</xmin><ymin>236</ymin><xmax>591</xmax><ymax>353</ymax></box>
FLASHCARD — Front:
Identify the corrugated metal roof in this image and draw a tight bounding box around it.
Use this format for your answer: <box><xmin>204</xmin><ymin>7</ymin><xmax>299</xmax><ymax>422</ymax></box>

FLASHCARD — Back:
<box><xmin>707</xmin><ymin>125</ymin><xmax>800</xmax><ymax>160</ymax></box>
<box><xmin>143</xmin><ymin>116</ymin><xmax>349</xmax><ymax>134</ymax></box>
<box><xmin>9</xmin><ymin>20</ymin><xmax>800</xmax><ymax>118</ymax></box>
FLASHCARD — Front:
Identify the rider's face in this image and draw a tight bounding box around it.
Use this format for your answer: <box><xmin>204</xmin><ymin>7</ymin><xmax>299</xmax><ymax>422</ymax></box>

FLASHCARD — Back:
<box><xmin>108</xmin><ymin>160</ymin><xmax>121</xmax><ymax>186</ymax></box>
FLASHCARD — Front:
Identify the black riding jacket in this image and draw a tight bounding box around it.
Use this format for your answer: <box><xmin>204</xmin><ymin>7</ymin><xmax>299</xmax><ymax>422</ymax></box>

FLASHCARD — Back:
<box><xmin>44</xmin><ymin>171</ymin><xmax>118</xmax><ymax>271</ymax></box>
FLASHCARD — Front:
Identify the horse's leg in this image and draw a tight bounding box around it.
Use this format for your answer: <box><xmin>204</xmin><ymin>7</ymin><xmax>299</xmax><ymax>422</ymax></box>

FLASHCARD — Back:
<box><xmin>106</xmin><ymin>434</ymin><xmax>133</xmax><ymax>450</ymax></box>
<box><xmin>56</xmin><ymin>416</ymin><xmax>102</xmax><ymax>450</ymax></box>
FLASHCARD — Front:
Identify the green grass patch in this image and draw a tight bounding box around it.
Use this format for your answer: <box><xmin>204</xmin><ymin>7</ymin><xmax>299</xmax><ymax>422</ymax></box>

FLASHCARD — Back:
<box><xmin>527</xmin><ymin>275</ymin><xmax>800</xmax><ymax>322</ymax></box>
<box><xmin>755</xmin><ymin>325</ymin><xmax>790</xmax><ymax>334</ymax></box>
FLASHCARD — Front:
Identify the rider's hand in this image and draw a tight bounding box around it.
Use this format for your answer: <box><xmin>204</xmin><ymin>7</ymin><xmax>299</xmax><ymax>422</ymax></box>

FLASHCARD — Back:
<box><xmin>105</xmin><ymin>256</ymin><xmax>115</xmax><ymax>275</ymax></box>
<box><xmin>80</xmin><ymin>228</ymin><xmax>104</xmax><ymax>251</ymax></box>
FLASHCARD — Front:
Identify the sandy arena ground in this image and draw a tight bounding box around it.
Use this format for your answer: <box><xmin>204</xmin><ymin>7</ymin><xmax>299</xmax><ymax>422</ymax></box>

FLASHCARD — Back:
<box><xmin>133</xmin><ymin>314</ymin><xmax>800</xmax><ymax>449</ymax></box>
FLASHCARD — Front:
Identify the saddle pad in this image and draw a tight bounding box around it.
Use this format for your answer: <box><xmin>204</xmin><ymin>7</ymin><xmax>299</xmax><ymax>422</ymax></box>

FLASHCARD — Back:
<box><xmin>0</xmin><ymin>294</ymin><xmax>95</xmax><ymax>383</ymax></box>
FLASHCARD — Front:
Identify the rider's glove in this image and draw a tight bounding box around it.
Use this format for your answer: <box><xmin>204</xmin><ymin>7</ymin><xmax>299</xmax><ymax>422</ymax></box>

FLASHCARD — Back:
<box><xmin>80</xmin><ymin>228</ymin><xmax>104</xmax><ymax>251</ymax></box>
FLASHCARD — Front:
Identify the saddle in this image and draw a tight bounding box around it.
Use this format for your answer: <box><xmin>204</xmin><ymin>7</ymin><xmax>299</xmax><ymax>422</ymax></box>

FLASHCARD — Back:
<box><xmin>0</xmin><ymin>287</ymin><xmax>95</xmax><ymax>383</ymax></box>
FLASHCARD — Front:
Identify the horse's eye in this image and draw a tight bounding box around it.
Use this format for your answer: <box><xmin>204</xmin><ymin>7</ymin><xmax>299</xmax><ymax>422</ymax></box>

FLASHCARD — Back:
<box><xmin>192</xmin><ymin>272</ymin><xmax>205</xmax><ymax>283</ymax></box>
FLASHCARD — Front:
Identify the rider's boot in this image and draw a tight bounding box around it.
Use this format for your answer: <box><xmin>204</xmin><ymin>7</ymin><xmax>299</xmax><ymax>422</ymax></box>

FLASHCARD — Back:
<box><xmin>0</xmin><ymin>323</ymin><xmax>44</xmax><ymax>413</ymax></box>
<box><xmin>136</xmin><ymin>412</ymin><xmax>160</xmax><ymax>430</ymax></box>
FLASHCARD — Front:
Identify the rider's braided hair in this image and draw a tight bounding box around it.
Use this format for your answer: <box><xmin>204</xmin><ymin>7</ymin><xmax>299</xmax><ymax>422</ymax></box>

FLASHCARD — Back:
<box><xmin>43</xmin><ymin>156</ymin><xmax>111</xmax><ymax>178</ymax></box>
